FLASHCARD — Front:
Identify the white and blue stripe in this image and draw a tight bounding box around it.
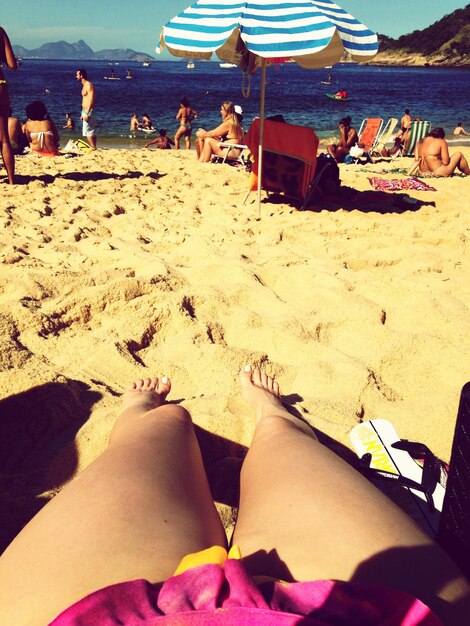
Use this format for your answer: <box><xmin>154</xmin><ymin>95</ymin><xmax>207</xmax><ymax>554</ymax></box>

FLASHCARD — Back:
<box><xmin>160</xmin><ymin>0</ymin><xmax>378</xmax><ymax>62</ymax></box>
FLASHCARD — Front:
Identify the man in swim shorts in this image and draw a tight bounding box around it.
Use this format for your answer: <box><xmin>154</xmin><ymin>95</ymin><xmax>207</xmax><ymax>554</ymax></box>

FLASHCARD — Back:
<box><xmin>76</xmin><ymin>68</ymin><xmax>97</xmax><ymax>149</ymax></box>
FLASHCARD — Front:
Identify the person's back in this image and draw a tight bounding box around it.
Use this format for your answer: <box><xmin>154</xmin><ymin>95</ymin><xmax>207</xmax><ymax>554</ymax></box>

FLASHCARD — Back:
<box><xmin>453</xmin><ymin>123</ymin><xmax>468</xmax><ymax>136</ymax></box>
<box><xmin>413</xmin><ymin>127</ymin><xmax>470</xmax><ymax>177</ymax></box>
<box><xmin>400</xmin><ymin>109</ymin><xmax>412</xmax><ymax>132</ymax></box>
<box><xmin>25</xmin><ymin>118</ymin><xmax>60</xmax><ymax>155</ymax></box>
<box><xmin>24</xmin><ymin>100</ymin><xmax>60</xmax><ymax>156</ymax></box>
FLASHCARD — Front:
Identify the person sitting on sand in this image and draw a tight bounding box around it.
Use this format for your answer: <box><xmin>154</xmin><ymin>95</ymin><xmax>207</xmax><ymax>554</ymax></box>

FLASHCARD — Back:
<box><xmin>8</xmin><ymin>108</ymin><xmax>27</xmax><ymax>155</ymax></box>
<box><xmin>144</xmin><ymin>128</ymin><xmax>173</xmax><ymax>150</ymax></box>
<box><xmin>63</xmin><ymin>113</ymin><xmax>75</xmax><ymax>131</ymax></box>
<box><xmin>196</xmin><ymin>100</ymin><xmax>243</xmax><ymax>163</ymax></box>
<box><xmin>23</xmin><ymin>100</ymin><xmax>60</xmax><ymax>156</ymax></box>
<box><xmin>0</xmin><ymin>363</ymin><xmax>469</xmax><ymax>626</ymax></box>
<box><xmin>453</xmin><ymin>122</ymin><xmax>469</xmax><ymax>136</ymax></box>
<box><xmin>0</xmin><ymin>25</ymin><xmax>18</xmax><ymax>184</ymax></box>
<box><xmin>174</xmin><ymin>96</ymin><xmax>198</xmax><ymax>150</ymax></box>
<box><xmin>327</xmin><ymin>116</ymin><xmax>358</xmax><ymax>163</ymax></box>
<box><xmin>410</xmin><ymin>126</ymin><xmax>470</xmax><ymax>177</ymax></box>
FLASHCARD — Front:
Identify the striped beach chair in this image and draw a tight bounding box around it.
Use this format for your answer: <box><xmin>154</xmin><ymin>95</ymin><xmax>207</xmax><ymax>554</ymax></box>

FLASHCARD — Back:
<box><xmin>402</xmin><ymin>120</ymin><xmax>431</xmax><ymax>157</ymax></box>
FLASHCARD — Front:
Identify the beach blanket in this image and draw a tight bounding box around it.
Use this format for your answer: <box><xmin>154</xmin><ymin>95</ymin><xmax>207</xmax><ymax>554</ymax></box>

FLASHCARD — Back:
<box><xmin>368</xmin><ymin>177</ymin><xmax>437</xmax><ymax>192</ymax></box>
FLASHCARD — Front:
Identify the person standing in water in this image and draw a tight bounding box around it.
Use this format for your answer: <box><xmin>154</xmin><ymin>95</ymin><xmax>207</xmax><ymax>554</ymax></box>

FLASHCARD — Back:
<box><xmin>174</xmin><ymin>96</ymin><xmax>198</xmax><ymax>150</ymax></box>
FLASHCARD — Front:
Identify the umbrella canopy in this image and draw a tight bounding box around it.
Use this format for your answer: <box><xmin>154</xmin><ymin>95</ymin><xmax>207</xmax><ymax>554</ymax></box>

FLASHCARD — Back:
<box><xmin>158</xmin><ymin>0</ymin><xmax>378</xmax><ymax>212</ymax></box>
<box><xmin>159</xmin><ymin>0</ymin><xmax>378</xmax><ymax>68</ymax></box>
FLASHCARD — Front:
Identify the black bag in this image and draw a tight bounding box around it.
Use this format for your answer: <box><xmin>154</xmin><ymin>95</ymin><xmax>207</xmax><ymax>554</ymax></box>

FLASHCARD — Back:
<box><xmin>314</xmin><ymin>153</ymin><xmax>340</xmax><ymax>195</ymax></box>
<box><xmin>300</xmin><ymin>153</ymin><xmax>341</xmax><ymax>210</ymax></box>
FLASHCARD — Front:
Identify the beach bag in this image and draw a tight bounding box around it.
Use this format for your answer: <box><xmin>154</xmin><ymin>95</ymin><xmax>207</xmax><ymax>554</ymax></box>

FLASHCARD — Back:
<box><xmin>349</xmin><ymin>144</ymin><xmax>364</xmax><ymax>159</ymax></box>
<box><xmin>312</xmin><ymin>153</ymin><xmax>341</xmax><ymax>198</ymax></box>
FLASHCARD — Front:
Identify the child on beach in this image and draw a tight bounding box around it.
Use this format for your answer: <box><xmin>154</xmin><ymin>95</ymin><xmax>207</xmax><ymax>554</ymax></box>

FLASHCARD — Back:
<box><xmin>0</xmin><ymin>365</ymin><xmax>468</xmax><ymax>625</ymax></box>
<box><xmin>0</xmin><ymin>25</ymin><xmax>18</xmax><ymax>183</ymax></box>
<box><xmin>174</xmin><ymin>96</ymin><xmax>198</xmax><ymax>150</ymax></box>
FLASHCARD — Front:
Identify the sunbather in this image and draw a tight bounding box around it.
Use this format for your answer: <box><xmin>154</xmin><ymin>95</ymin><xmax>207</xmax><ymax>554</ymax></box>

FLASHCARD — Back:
<box><xmin>23</xmin><ymin>100</ymin><xmax>60</xmax><ymax>156</ymax></box>
<box><xmin>195</xmin><ymin>101</ymin><xmax>243</xmax><ymax>163</ymax></box>
<box><xmin>410</xmin><ymin>127</ymin><xmax>470</xmax><ymax>177</ymax></box>
<box><xmin>1</xmin><ymin>364</ymin><xmax>469</xmax><ymax>625</ymax></box>
<box><xmin>327</xmin><ymin>116</ymin><xmax>358</xmax><ymax>163</ymax></box>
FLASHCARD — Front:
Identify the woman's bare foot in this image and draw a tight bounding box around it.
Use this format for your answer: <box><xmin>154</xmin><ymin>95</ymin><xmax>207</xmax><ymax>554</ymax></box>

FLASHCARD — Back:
<box><xmin>239</xmin><ymin>365</ymin><xmax>316</xmax><ymax>437</ymax></box>
<box><xmin>121</xmin><ymin>376</ymin><xmax>171</xmax><ymax>417</ymax></box>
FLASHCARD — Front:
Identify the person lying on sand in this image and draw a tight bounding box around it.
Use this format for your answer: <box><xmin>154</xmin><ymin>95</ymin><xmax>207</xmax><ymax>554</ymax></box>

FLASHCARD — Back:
<box><xmin>410</xmin><ymin>127</ymin><xmax>470</xmax><ymax>177</ymax></box>
<box><xmin>1</xmin><ymin>365</ymin><xmax>469</xmax><ymax>626</ymax></box>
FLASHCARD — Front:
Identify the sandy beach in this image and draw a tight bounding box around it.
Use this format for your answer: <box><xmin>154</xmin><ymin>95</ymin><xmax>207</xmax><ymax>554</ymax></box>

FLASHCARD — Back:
<box><xmin>1</xmin><ymin>146</ymin><xmax>469</xmax><ymax>551</ymax></box>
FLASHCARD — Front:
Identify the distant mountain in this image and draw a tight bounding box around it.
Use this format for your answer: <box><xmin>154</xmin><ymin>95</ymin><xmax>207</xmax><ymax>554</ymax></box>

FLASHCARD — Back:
<box><xmin>12</xmin><ymin>39</ymin><xmax>154</xmax><ymax>62</ymax></box>
<box><xmin>372</xmin><ymin>4</ymin><xmax>470</xmax><ymax>66</ymax></box>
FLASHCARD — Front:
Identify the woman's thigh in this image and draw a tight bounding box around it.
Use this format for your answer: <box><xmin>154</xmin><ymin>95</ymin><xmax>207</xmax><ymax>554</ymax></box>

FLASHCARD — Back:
<box><xmin>0</xmin><ymin>404</ymin><xmax>226</xmax><ymax>626</ymax></box>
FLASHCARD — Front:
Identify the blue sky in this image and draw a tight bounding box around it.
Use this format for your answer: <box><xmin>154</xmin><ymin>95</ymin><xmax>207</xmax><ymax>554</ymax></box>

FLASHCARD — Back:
<box><xmin>3</xmin><ymin>0</ymin><xmax>468</xmax><ymax>57</ymax></box>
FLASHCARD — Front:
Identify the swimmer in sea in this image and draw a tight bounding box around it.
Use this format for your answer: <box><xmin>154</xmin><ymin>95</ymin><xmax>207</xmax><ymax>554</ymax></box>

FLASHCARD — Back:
<box><xmin>174</xmin><ymin>97</ymin><xmax>198</xmax><ymax>150</ymax></box>
<box><xmin>453</xmin><ymin>122</ymin><xmax>469</xmax><ymax>136</ymax></box>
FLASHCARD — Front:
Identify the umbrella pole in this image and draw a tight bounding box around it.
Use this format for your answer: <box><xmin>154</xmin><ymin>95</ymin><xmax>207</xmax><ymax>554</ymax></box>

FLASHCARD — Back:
<box><xmin>257</xmin><ymin>58</ymin><xmax>267</xmax><ymax>217</ymax></box>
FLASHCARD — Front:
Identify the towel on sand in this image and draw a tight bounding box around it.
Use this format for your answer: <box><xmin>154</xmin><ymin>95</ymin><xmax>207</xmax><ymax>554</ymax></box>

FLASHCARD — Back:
<box><xmin>368</xmin><ymin>177</ymin><xmax>437</xmax><ymax>192</ymax></box>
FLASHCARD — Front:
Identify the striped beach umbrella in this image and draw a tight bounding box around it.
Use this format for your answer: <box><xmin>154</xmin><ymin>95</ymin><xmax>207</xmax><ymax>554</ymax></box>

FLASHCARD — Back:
<box><xmin>158</xmin><ymin>0</ymin><xmax>378</xmax><ymax>211</ymax></box>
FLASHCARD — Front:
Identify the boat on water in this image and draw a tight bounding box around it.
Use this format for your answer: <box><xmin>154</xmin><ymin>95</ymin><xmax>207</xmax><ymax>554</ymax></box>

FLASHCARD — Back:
<box><xmin>142</xmin><ymin>59</ymin><xmax>151</xmax><ymax>67</ymax></box>
<box><xmin>326</xmin><ymin>92</ymin><xmax>350</xmax><ymax>101</ymax></box>
<box><xmin>219</xmin><ymin>62</ymin><xmax>237</xmax><ymax>69</ymax></box>
<box><xmin>187</xmin><ymin>60</ymin><xmax>195</xmax><ymax>69</ymax></box>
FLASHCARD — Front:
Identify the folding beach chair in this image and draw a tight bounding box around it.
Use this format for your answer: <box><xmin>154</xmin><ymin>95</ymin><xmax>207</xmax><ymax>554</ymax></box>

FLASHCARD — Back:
<box><xmin>346</xmin><ymin>118</ymin><xmax>383</xmax><ymax>164</ymax></box>
<box><xmin>351</xmin><ymin>382</ymin><xmax>470</xmax><ymax>582</ymax></box>
<box><xmin>437</xmin><ymin>382</ymin><xmax>470</xmax><ymax>579</ymax></box>
<box><xmin>401</xmin><ymin>120</ymin><xmax>431</xmax><ymax>157</ymax></box>
<box><xmin>211</xmin><ymin>141</ymin><xmax>249</xmax><ymax>167</ymax></box>
<box><xmin>370</xmin><ymin>117</ymin><xmax>398</xmax><ymax>158</ymax></box>
<box><xmin>357</xmin><ymin>117</ymin><xmax>383</xmax><ymax>153</ymax></box>
<box><xmin>243</xmin><ymin>118</ymin><xmax>320</xmax><ymax>210</ymax></box>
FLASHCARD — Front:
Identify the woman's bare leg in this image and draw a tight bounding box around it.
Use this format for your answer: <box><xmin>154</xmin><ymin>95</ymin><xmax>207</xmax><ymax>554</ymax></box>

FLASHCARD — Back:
<box><xmin>200</xmin><ymin>137</ymin><xmax>221</xmax><ymax>163</ymax></box>
<box><xmin>233</xmin><ymin>366</ymin><xmax>470</xmax><ymax>626</ymax></box>
<box><xmin>435</xmin><ymin>152</ymin><xmax>470</xmax><ymax>176</ymax></box>
<box><xmin>0</xmin><ymin>376</ymin><xmax>226</xmax><ymax>626</ymax></box>
<box><xmin>0</xmin><ymin>115</ymin><xmax>15</xmax><ymax>184</ymax></box>
<box><xmin>174</xmin><ymin>126</ymin><xmax>184</xmax><ymax>150</ymax></box>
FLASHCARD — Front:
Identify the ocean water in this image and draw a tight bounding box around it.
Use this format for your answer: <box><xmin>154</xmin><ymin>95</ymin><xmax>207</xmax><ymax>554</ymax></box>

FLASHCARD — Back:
<box><xmin>6</xmin><ymin>59</ymin><xmax>470</xmax><ymax>149</ymax></box>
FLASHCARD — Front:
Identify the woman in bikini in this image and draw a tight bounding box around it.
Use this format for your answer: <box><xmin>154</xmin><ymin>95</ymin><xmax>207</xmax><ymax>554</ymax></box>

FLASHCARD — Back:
<box><xmin>327</xmin><ymin>116</ymin><xmax>358</xmax><ymax>163</ymax></box>
<box><xmin>0</xmin><ymin>26</ymin><xmax>18</xmax><ymax>184</ymax></box>
<box><xmin>196</xmin><ymin>101</ymin><xmax>243</xmax><ymax>163</ymax></box>
<box><xmin>23</xmin><ymin>101</ymin><xmax>60</xmax><ymax>156</ymax></box>
<box><xmin>411</xmin><ymin>127</ymin><xmax>470</xmax><ymax>177</ymax></box>
<box><xmin>174</xmin><ymin>96</ymin><xmax>198</xmax><ymax>150</ymax></box>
